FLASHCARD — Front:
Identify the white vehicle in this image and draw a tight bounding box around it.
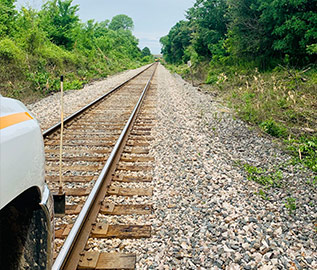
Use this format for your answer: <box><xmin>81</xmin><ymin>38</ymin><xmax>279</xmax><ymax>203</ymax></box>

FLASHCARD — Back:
<box><xmin>0</xmin><ymin>95</ymin><xmax>53</xmax><ymax>269</ymax></box>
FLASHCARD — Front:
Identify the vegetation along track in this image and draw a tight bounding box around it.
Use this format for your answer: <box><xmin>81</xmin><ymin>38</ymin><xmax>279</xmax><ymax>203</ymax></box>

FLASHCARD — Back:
<box><xmin>43</xmin><ymin>63</ymin><xmax>158</xmax><ymax>270</ymax></box>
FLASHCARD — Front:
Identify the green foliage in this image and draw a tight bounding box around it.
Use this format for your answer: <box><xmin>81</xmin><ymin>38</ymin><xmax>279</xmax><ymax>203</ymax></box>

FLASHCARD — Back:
<box><xmin>161</xmin><ymin>0</ymin><xmax>316</xmax><ymax>68</ymax></box>
<box><xmin>307</xmin><ymin>44</ymin><xmax>317</xmax><ymax>55</ymax></box>
<box><xmin>40</xmin><ymin>0</ymin><xmax>80</xmax><ymax>49</ymax></box>
<box><xmin>285</xmin><ymin>197</ymin><xmax>296</xmax><ymax>214</ymax></box>
<box><xmin>307</xmin><ymin>176</ymin><xmax>317</xmax><ymax>187</ymax></box>
<box><xmin>64</xmin><ymin>79</ymin><xmax>84</xmax><ymax>90</ymax></box>
<box><xmin>201</xmin><ymin>63</ymin><xmax>317</xmax><ymax>173</ymax></box>
<box><xmin>226</xmin><ymin>0</ymin><xmax>274</xmax><ymax>69</ymax></box>
<box><xmin>206</xmin><ymin>73</ymin><xmax>218</xmax><ymax>85</ymax></box>
<box><xmin>0</xmin><ymin>1</ymin><xmax>145</xmax><ymax>102</ymax></box>
<box><xmin>141</xmin><ymin>47</ymin><xmax>151</xmax><ymax>57</ymax></box>
<box><xmin>186</xmin><ymin>0</ymin><xmax>228</xmax><ymax>58</ymax></box>
<box><xmin>287</xmin><ymin>136</ymin><xmax>317</xmax><ymax>172</ymax></box>
<box><xmin>0</xmin><ymin>38</ymin><xmax>25</xmax><ymax>63</ymax></box>
<box><xmin>0</xmin><ymin>0</ymin><xmax>17</xmax><ymax>37</ymax></box>
<box><xmin>164</xmin><ymin>64</ymin><xmax>190</xmax><ymax>78</ymax></box>
<box><xmin>243</xmin><ymin>163</ymin><xmax>283</xmax><ymax>187</ymax></box>
<box><xmin>255</xmin><ymin>189</ymin><xmax>270</xmax><ymax>200</ymax></box>
<box><xmin>109</xmin><ymin>14</ymin><xmax>134</xmax><ymax>31</ymax></box>
<box><xmin>268</xmin><ymin>0</ymin><xmax>317</xmax><ymax>65</ymax></box>
<box><xmin>260</xmin><ymin>119</ymin><xmax>288</xmax><ymax>138</ymax></box>
<box><xmin>160</xmin><ymin>20</ymin><xmax>192</xmax><ymax>64</ymax></box>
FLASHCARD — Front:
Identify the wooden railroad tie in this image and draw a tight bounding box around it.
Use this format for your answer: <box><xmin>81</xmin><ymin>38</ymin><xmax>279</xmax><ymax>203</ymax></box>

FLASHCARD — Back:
<box><xmin>44</xmin><ymin>149</ymin><xmax>111</xmax><ymax>154</ymax></box>
<box><xmin>119</xmin><ymin>156</ymin><xmax>155</xmax><ymax>162</ymax></box>
<box><xmin>101</xmin><ymin>203</ymin><xmax>153</xmax><ymax>215</ymax></box>
<box><xmin>65</xmin><ymin>203</ymin><xmax>153</xmax><ymax>216</ymax></box>
<box><xmin>51</xmin><ymin>187</ymin><xmax>91</xmax><ymax>196</ymax></box>
<box><xmin>46</xmin><ymin>165</ymin><xmax>103</xmax><ymax>172</ymax></box>
<box><xmin>130</xmin><ymin>131</ymin><xmax>152</xmax><ymax>136</ymax></box>
<box><xmin>126</xmin><ymin>141</ymin><xmax>150</xmax><ymax>147</ymax></box>
<box><xmin>107</xmin><ymin>186</ymin><xmax>153</xmax><ymax>196</ymax></box>
<box><xmin>46</xmin><ymin>175</ymin><xmax>95</xmax><ymax>183</ymax></box>
<box><xmin>45</xmin><ymin>141</ymin><xmax>116</xmax><ymax>147</ymax></box>
<box><xmin>55</xmin><ymin>223</ymin><xmax>151</xmax><ymax>239</ymax></box>
<box><xmin>116</xmin><ymin>164</ymin><xmax>153</xmax><ymax>172</ymax></box>
<box><xmin>46</xmin><ymin>156</ymin><xmax>106</xmax><ymax>162</ymax></box>
<box><xmin>112</xmin><ymin>175</ymin><xmax>153</xmax><ymax>182</ymax></box>
<box><xmin>78</xmin><ymin>252</ymin><xmax>136</xmax><ymax>270</ymax></box>
<box><xmin>123</xmin><ymin>148</ymin><xmax>149</xmax><ymax>154</ymax></box>
<box><xmin>91</xmin><ymin>224</ymin><xmax>151</xmax><ymax>239</ymax></box>
<box><xmin>127</xmin><ymin>136</ymin><xmax>154</xmax><ymax>141</ymax></box>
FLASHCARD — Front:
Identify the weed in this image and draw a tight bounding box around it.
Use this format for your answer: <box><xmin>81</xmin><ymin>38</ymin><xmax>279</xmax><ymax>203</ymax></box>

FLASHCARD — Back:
<box><xmin>243</xmin><ymin>163</ymin><xmax>282</xmax><ymax>187</ymax></box>
<box><xmin>286</xmin><ymin>136</ymin><xmax>317</xmax><ymax>172</ymax></box>
<box><xmin>285</xmin><ymin>197</ymin><xmax>296</xmax><ymax>214</ymax></box>
<box><xmin>255</xmin><ymin>189</ymin><xmax>270</xmax><ymax>200</ymax></box>
<box><xmin>64</xmin><ymin>79</ymin><xmax>85</xmax><ymax>91</ymax></box>
<box><xmin>306</xmin><ymin>176</ymin><xmax>317</xmax><ymax>187</ymax></box>
<box><xmin>206</xmin><ymin>74</ymin><xmax>218</xmax><ymax>84</ymax></box>
<box><xmin>259</xmin><ymin>119</ymin><xmax>288</xmax><ymax>138</ymax></box>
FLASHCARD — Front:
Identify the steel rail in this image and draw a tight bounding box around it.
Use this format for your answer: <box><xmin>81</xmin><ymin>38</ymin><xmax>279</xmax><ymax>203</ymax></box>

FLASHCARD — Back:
<box><xmin>52</xmin><ymin>63</ymin><xmax>157</xmax><ymax>270</ymax></box>
<box><xmin>43</xmin><ymin>63</ymin><xmax>154</xmax><ymax>139</ymax></box>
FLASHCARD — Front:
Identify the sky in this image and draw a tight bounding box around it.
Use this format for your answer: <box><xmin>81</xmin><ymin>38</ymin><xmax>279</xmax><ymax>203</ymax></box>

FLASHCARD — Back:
<box><xmin>15</xmin><ymin>0</ymin><xmax>195</xmax><ymax>55</ymax></box>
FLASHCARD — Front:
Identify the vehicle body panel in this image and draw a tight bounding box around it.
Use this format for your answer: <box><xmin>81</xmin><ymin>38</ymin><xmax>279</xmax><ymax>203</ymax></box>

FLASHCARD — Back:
<box><xmin>0</xmin><ymin>96</ymin><xmax>54</xmax><ymax>269</ymax></box>
<box><xmin>0</xmin><ymin>97</ymin><xmax>45</xmax><ymax>209</ymax></box>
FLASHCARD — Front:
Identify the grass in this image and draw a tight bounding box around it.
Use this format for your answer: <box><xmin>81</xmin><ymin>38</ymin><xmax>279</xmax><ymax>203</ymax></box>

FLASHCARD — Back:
<box><xmin>165</xmin><ymin>61</ymin><xmax>317</xmax><ymax>173</ymax></box>
<box><xmin>219</xmin><ymin>67</ymin><xmax>317</xmax><ymax>138</ymax></box>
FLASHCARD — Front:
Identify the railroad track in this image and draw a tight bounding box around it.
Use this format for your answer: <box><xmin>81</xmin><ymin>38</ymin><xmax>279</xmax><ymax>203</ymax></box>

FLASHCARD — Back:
<box><xmin>43</xmin><ymin>63</ymin><xmax>158</xmax><ymax>270</ymax></box>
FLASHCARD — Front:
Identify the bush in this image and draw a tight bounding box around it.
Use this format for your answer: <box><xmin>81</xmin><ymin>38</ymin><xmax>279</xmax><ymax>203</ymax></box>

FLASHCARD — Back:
<box><xmin>37</xmin><ymin>43</ymin><xmax>77</xmax><ymax>68</ymax></box>
<box><xmin>0</xmin><ymin>38</ymin><xmax>25</xmax><ymax>63</ymax></box>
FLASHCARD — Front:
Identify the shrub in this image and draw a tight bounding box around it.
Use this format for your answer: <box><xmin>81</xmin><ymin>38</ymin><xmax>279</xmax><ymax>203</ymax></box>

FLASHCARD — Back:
<box><xmin>0</xmin><ymin>38</ymin><xmax>25</xmax><ymax>63</ymax></box>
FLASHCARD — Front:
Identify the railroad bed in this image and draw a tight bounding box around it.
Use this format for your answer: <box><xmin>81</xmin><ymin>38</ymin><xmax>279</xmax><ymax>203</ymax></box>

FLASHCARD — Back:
<box><xmin>44</xmin><ymin>63</ymin><xmax>158</xmax><ymax>269</ymax></box>
<box><xmin>30</xmin><ymin>63</ymin><xmax>316</xmax><ymax>269</ymax></box>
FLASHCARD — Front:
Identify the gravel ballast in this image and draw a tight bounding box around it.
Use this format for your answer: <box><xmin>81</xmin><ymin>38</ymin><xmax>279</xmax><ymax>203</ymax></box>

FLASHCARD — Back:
<box><xmin>145</xmin><ymin>65</ymin><xmax>316</xmax><ymax>269</ymax></box>
<box><xmin>29</xmin><ymin>64</ymin><xmax>316</xmax><ymax>269</ymax></box>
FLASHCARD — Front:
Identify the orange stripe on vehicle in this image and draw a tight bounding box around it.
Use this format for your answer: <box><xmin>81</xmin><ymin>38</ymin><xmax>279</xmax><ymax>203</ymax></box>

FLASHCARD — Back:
<box><xmin>0</xmin><ymin>112</ymin><xmax>33</xmax><ymax>130</ymax></box>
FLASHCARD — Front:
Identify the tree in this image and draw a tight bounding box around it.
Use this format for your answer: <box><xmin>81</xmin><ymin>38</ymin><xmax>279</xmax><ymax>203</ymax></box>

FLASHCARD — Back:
<box><xmin>266</xmin><ymin>0</ymin><xmax>317</xmax><ymax>65</ymax></box>
<box><xmin>226</xmin><ymin>0</ymin><xmax>317</xmax><ymax>67</ymax></box>
<box><xmin>94</xmin><ymin>20</ymin><xmax>110</xmax><ymax>38</ymax></box>
<box><xmin>160</xmin><ymin>0</ymin><xmax>316</xmax><ymax>68</ymax></box>
<box><xmin>0</xmin><ymin>0</ymin><xmax>17</xmax><ymax>37</ymax></box>
<box><xmin>186</xmin><ymin>0</ymin><xmax>228</xmax><ymax>58</ymax></box>
<box><xmin>160</xmin><ymin>20</ymin><xmax>192</xmax><ymax>64</ymax></box>
<box><xmin>40</xmin><ymin>0</ymin><xmax>80</xmax><ymax>49</ymax></box>
<box><xmin>226</xmin><ymin>0</ymin><xmax>272</xmax><ymax>67</ymax></box>
<box><xmin>15</xmin><ymin>7</ymin><xmax>48</xmax><ymax>53</ymax></box>
<box><xmin>141</xmin><ymin>47</ymin><xmax>151</xmax><ymax>57</ymax></box>
<box><xmin>109</xmin><ymin>14</ymin><xmax>134</xmax><ymax>31</ymax></box>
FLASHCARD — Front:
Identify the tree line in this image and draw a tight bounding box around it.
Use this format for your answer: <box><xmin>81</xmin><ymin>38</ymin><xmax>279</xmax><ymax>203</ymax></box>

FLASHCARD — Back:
<box><xmin>160</xmin><ymin>0</ymin><xmax>316</xmax><ymax>69</ymax></box>
<box><xmin>0</xmin><ymin>0</ymin><xmax>153</xmax><ymax>100</ymax></box>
